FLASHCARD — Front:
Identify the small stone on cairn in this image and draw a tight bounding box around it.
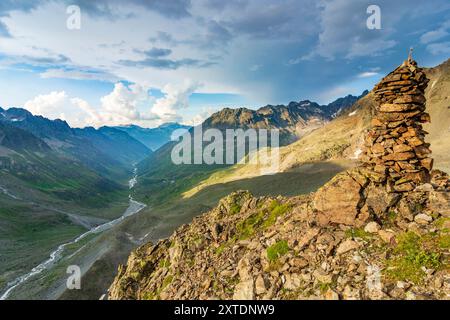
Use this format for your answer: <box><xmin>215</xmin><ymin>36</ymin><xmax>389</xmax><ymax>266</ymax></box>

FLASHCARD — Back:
<box><xmin>362</xmin><ymin>51</ymin><xmax>432</xmax><ymax>192</ymax></box>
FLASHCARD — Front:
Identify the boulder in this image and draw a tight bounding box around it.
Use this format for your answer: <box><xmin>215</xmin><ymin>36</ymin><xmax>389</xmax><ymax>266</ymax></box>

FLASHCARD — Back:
<box><xmin>414</xmin><ymin>213</ymin><xmax>433</xmax><ymax>225</ymax></box>
<box><xmin>233</xmin><ymin>279</ymin><xmax>255</xmax><ymax>300</ymax></box>
<box><xmin>429</xmin><ymin>191</ymin><xmax>450</xmax><ymax>217</ymax></box>
<box><xmin>336</xmin><ymin>239</ymin><xmax>360</xmax><ymax>255</ymax></box>
<box><xmin>383</xmin><ymin>152</ymin><xmax>415</xmax><ymax>161</ymax></box>
<box><xmin>393</xmin><ymin>95</ymin><xmax>425</xmax><ymax>104</ymax></box>
<box><xmin>313</xmin><ymin>172</ymin><xmax>363</xmax><ymax>226</ymax></box>
<box><xmin>365</xmin><ymin>184</ymin><xmax>401</xmax><ymax>216</ymax></box>
<box><xmin>378</xmin><ymin>230</ymin><xmax>396</xmax><ymax>243</ymax></box>
<box><xmin>364</xmin><ymin>222</ymin><xmax>380</xmax><ymax>233</ymax></box>
<box><xmin>379</xmin><ymin>103</ymin><xmax>420</xmax><ymax>113</ymax></box>
<box><xmin>255</xmin><ymin>275</ymin><xmax>267</xmax><ymax>295</ymax></box>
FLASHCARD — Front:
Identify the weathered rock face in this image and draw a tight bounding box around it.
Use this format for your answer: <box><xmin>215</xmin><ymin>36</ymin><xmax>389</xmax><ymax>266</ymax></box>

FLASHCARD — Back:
<box><xmin>313</xmin><ymin>172</ymin><xmax>363</xmax><ymax>225</ymax></box>
<box><xmin>362</xmin><ymin>57</ymin><xmax>432</xmax><ymax>192</ymax></box>
<box><xmin>108</xmin><ymin>182</ymin><xmax>449</xmax><ymax>301</ymax></box>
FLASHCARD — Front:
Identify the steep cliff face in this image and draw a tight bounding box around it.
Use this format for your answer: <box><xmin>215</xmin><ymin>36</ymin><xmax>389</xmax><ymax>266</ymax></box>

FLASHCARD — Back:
<box><xmin>109</xmin><ymin>59</ymin><xmax>450</xmax><ymax>300</ymax></box>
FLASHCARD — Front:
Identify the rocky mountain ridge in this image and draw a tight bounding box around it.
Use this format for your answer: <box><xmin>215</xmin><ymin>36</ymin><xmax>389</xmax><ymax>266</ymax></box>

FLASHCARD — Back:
<box><xmin>203</xmin><ymin>92</ymin><xmax>367</xmax><ymax>144</ymax></box>
<box><xmin>0</xmin><ymin>107</ymin><xmax>151</xmax><ymax>168</ymax></box>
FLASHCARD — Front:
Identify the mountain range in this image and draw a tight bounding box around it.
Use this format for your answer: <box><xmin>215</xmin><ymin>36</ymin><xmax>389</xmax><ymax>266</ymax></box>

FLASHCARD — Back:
<box><xmin>114</xmin><ymin>123</ymin><xmax>191</xmax><ymax>151</ymax></box>
<box><xmin>0</xmin><ymin>88</ymin><xmax>369</xmax><ymax>299</ymax></box>
<box><xmin>132</xmin><ymin>91</ymin><xmax>368</xmax><ymax>206</ymax></box>
<box><xmin>0</xmin><ymin>109</ymin><xmax>192</xmax><ymax>297</ymax></box>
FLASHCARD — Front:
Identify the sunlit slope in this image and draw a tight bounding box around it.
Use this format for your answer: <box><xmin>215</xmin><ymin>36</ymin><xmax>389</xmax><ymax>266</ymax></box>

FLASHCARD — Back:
<box><xmin>424</xmin><ymin>58</ymin><xmax>450</xmax><ymax>173</ymax></box>
<box><xmin>183</xmin><ymin>94</ymin><xmax>374</xmax><ymax>198</ymax></box>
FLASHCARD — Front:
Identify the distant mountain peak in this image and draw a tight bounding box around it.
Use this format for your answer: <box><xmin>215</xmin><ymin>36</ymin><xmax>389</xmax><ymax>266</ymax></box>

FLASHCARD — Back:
<box><xmin>113</xmin><ymin>122</ymin><xmax>191</xmax><ymax>151</ymax></box>
<box><xmin>158</xmin><ymin>122</ymin><xmax>182</xmax><ymax>128</ymax></box>
<box><xmin>201</xmin><ymin>91</ymin><xmax>367</xmax><ymax>143</ymax></box>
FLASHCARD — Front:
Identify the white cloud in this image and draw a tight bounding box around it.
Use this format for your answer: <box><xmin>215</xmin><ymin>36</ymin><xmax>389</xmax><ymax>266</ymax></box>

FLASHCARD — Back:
<box><xmin>183</xmin><ymin>108</ymin><xmax>215</xmax><ymax>126</ymax></box>
<box><xmin>421</xmin><ymin>29</ymin><xmax>448</xmax><ymax>44</ymax></box>
<box><xmin>101</xmin><ymin>83</ymin><xmax>151</xmax><ymax>121</ymax></box>
<box><xmin>151</xmin><ymin>80</ymin><xmax>201</xmax><ymax>122</ymax></box>
<box><xmin>357</xmin><ymin>71</ymin><xmax>379</xmax><ymax>78</ymax></box>
<box><xmin>420</xmin><ymin>21</ymin><xmax>450</xmax><ymax>44</ymax></box>
<box><xmin>23</xmin><ymin>91</ymin><xmax>99</xmax><ymax>127</ymax></box>
<box><xmin>421</xmin><ymin>21</ymin><xmax>450</xmax><ymax>56</ymax></box>
<box><xmin>287</xmin><ymin>57</ymin><xmax>302</xmax><ymax>65</ymax></box>
<box><xmin>24</xmin><ymin>91</ymin><xmax>68</xmax><ymax>116</ymax></box>
<box><xmin>426</xmin><ymin>41</ymin><xmax>450</xmax><ymax>55</ymax></box>
<box><xmin>22</xmin><ymin>80</ymin><xmax>202</xmax><ymax>128</ymax></box>
<box><xmin>70</xmin><ymin>97</ymin><xmax>104</xmax><ymax>127</ymax></box>
<box><xmin>40</xmin><ymin>68</ymin><xmax>118</xmax><ymax>82</ymax></box>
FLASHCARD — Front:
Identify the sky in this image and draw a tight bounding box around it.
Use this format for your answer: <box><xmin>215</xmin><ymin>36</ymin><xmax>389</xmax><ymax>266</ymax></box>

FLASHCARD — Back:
<box><xmin>0</xmin><ymin>0</ymin><xmax>449</xmax><ymax>128</ymax></box>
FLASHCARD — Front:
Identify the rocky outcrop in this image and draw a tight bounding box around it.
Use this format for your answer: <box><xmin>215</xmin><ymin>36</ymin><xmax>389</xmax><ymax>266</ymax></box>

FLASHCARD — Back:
<box><xmin>313</xmin><ymin>171</ymin><xmax>366</xmax><ymax>226</ymax></box>
<box><xmin>109</xmin><ymin>176</ymin><xmax>449</xmax><ymax>300</ymax></box>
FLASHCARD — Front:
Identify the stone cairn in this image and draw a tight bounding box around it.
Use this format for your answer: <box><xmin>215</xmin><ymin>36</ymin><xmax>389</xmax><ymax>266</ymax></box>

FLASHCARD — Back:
<box><xmin>362</xmin><ymin>53</ymin><xmax>432</xmax><ymax>192</ymax></box>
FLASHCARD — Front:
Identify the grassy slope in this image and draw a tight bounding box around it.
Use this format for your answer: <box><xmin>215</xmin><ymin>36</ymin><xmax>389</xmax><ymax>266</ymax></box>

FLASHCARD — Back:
<box><xmin>0</xmin><ymin>195</ymin><xmax>86</xmax><ymax>292</ymax></box>
<box><xmin>1</xmin><ymin>148</ymin><xmax>129</xmax><ymax>211</ymax></box>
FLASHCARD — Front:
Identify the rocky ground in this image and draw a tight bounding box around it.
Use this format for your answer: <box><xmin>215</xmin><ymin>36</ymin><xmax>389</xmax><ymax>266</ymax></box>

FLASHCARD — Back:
<box><xmin>108</xmin><ymin>169</ymin><xmax>449</xmax><ymax>300</ymax></box>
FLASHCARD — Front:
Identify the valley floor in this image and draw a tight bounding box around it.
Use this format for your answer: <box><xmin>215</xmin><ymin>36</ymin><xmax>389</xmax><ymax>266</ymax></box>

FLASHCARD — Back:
<box><xmin>0</xmin><ymin>175</ymin><xmax>132</xmax><ymax>299</ymax></box>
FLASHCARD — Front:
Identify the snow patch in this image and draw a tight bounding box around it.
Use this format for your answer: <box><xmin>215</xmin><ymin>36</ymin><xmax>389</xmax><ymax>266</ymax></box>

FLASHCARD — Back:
<box><xmin>431</xmin><ymin>80</ymin><xmax>437</xmax><ymax>89</ymax></box>
<box><xmin>348</xmin><ymin>110</ymin><xmax>358</xmax><ymax>116</ymax></box>
<box><xmin>331</xmin><ymin>107</ymin><xmax>343</xmax><ymax>118</ymax></box>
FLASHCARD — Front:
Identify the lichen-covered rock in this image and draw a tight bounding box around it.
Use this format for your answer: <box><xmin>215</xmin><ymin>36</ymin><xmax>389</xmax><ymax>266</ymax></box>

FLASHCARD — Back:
<box><xmin>429</xmin><ymin>191</ymin><xmax>450</xmax><ymax>217</ymax></box>
<box><xmin>364</xmin><ymin>184</ymin><xmax>401</xmax><ymax>217</ymax></box>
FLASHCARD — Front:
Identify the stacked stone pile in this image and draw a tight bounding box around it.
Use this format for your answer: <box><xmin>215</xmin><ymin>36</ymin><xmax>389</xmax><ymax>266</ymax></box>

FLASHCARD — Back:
<box><xmin>362</xmin><ymin>57</ymin><xmax>432</xmax><ymax>192</ymax></box>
